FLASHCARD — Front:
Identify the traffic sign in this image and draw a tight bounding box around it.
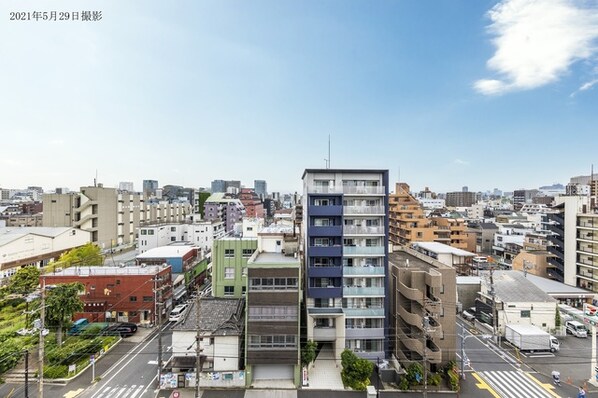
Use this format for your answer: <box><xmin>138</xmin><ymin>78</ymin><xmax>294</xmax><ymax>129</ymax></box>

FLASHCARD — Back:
<box><xmin>90</xmin><ymin>355</ymin><xmax>95</xmax><ymax>364</ymax></box>
<box><xmin>172</xmin><ymin>391</ymin><xmax>180</xmax><ymax>398</ymax></box>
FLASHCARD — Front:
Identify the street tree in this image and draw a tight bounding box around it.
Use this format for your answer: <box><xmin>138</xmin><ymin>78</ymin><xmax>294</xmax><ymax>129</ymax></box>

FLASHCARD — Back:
<box><xmin>55</xmin><ymin>243</ymin><xmax>104</xmax><ymax>269</ymax></box>
<box><xmin>340</xmin><ymin>348</ymin><xmax>374</xmax><ymax>391</ymax></box>
<box><xmin>45</xmin><ymin>282</ymin><xmax>85</xmax><ymax>345</ymax></box>
<box><xmin>9</xmin><ymin>266</ymin><xmax>41</xmax><ymax>295</ymax></box>
<box><xmin>301</xmin><ymin>340</ymin><xmax>318</xmax><ymax>366</ymax></box>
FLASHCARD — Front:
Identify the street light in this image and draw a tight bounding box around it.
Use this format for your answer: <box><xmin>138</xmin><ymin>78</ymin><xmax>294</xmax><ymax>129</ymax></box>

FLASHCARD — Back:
<box><xmin>460</xmin><ymin>322</ymin><xmax>491</xmax><ymax>380</ymax></box>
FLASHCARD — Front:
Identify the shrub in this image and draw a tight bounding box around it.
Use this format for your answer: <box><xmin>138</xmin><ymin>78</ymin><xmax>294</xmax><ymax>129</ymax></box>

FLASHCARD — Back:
<box><xmin>428</xmin><ymin>372</ymin><xmax>442</xmax><ymax>386</ymax></box>
<box><xmin>44</xmin><ymin>365</ymin><xmax>68</xmax><ymax>379</ymax></box>
<box><xmin>340</xmin><ymin>349</ymin><xmax>374</xmax><ymax>391</ymax></box>
<box><xmin>398</xmin><ymin>377</ymin><xmax>410</xmax><ymax>390</ymax></box>
<box><xmin>406</xmin><ymin>362</ymin><xmax>424</xmax><ymax>386</ymax></box>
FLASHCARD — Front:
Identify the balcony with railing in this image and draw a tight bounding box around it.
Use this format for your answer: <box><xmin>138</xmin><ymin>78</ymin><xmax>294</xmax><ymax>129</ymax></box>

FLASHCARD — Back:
<box><xmin>309</xmin><ymin>266</ymin><xmax>343</xmax><ymax>278</ymax></box>
<box><xmin>343</xmin><ymin>307</ymin><xmax>385</xmax><ymax>317</ymax></box>
<box><xmin>309</xmin><ymin>245</ymin><xmax>342</xmax><ymax>257</ymax></box>
<box><xmin>308</xmin><ymin>286</ymin><xmax>343</xmax><ymax>299</ymax></box>
<box><xmin>343</xmin><ymin>246</ymin><xmax>385</xmax><ymax>256</ymax></box>
<box><xmin>343</xmin><ymin>266</ymin><xmax>385</xmax><ymax>277</ymax></box>
<box><xmin>398</xmin><ymin>305</ymin><xmax>423</xmax><ymax>328</ymax></box>
<box><xmin>343</xmin><ymin>286</ymin><xmax>385</xmax><ymax>296</ymax></box>
<box><xmin>343</xmin><ymin>225</ymin><xmax>385</xmax><ymax>235</ymax></box>
<box><xmin>425</xmin><ymin>269</ymin><xmax>442</xmax><ymax>288</ymax></box>
<box><xmin>343</xmin><ymin>186</ymin><xmax>386</xmax><ymax>195</ymax></box>
<box><xmin>398</xmin><ymin>280</ymin><xmax>423</xmax><ymax>303</ymax></box>
<box><xmin>309</xmin><ymin>205</ymin><xmax>343</xmax><ymax>216</ymax></box>
<box><xmin>343</xmin><ymin>206</ymin><xmax>385</xmax><ymax>215</ymax></box>
<box><xmin>308</xmin><ymin>225</ymin><xmax>343</xmax><ymax>237</ymax></box>
<box><xmin>345</xmin><ymin>327</ymin><xmax>384</xmax><ymax>339</ymax></box>
<box><xmin>312</xmin><ymin>327</ymin><xmax>337</xmax><ymax>341</ymax></box>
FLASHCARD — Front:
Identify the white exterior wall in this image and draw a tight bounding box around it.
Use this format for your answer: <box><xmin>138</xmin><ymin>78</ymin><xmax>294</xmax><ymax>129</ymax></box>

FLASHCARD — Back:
<box><xmin>555</xmin><ymin>196</ymin><xmax>589</xmax><ymax>286</ymax></box>
<box><xmin>498</xmin><ymin>301</ymin><xmax>557</xmax><ymax>334</ymax></box>
<box><xmin>259</xmin><ymin>234</ymin><xmax>284</xmax><ymax>253</ymax></box>
<box><xmin>0</xmin><ymin>228</ymin><xmax>91</xmax><ymax>278</ymax></box>
<box><xmin>213</xmin><ymin>335</ymin><xmax>240</xmax><ymax>371</ymax></box>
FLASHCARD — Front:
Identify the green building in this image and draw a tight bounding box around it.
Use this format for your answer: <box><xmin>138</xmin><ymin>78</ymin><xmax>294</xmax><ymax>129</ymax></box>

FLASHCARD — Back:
<box><xmin>212</xmin><ymin>238</ymin><xmax>258</xmax><ymax>298</ymax></box>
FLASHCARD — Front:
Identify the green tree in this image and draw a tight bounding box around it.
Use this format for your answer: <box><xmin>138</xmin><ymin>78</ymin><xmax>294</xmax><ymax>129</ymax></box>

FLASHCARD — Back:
<box><xmin>56</xmin><ymin>243</ymin><xmax>104</xmax><ymax>269</ymax></box>
<box><xmin>45</xmin><ymin>282</ymin><xmax>85</xmax><ymax>346</ymax></box>
<box><xmin>196</xmin><ymin>191</ymin><xmax>211</xmax><ymax>218</ymax></box>
<box><xmin>340</xmin><ymin>349</ymin><xmax>374</xmax><ymax>391</ymax></box>
<box><xmin>9</xmin><ymin>266</ymin><xmax>41</xmax><ymax>295</ymax></box>
<box><xmin>301</xmin><ymin>340</ymin><xmax>318</xmax><ymax>366</ymax></box>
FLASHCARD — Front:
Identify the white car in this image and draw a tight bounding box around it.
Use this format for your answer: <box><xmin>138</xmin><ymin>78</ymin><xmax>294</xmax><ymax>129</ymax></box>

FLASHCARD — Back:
<box><xmin>462</xmin><ymin>310</ymin><xmax>475</xmax><ymax>321</ymax></box>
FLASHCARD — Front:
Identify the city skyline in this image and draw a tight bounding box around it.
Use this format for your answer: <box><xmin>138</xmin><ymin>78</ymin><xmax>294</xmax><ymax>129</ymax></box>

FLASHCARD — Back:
<box><xmin>2</xmin><ymin>0</ymin><xmax>597</xmax><ymax>193</ymax></box>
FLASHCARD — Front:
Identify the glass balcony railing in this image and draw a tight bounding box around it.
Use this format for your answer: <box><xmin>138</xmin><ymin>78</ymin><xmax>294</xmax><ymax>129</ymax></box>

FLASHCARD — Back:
<box><xmin>343</xmin><ymin>246</ymin><xmax>385</xmax><ymax>256</ymax></box>
<box><xmin>343</xmin><ymin>266</ymin><xmax>385</xmax><ymax>276</ymax></box>
<box><xmin>343</xmin><ymin>286</ymin><xmax>385</xmax><ymax>296</ymax></box>
<box><xmin>343</xmin><ymin>206</ymin><xmax>385</xmax><ymax>215</ymax></box>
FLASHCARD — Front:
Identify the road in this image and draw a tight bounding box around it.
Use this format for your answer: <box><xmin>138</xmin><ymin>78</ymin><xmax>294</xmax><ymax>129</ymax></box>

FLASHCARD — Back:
<box><xmin>457</xmin><ymin>317</ymin><xmax>589</xmax><ymax>398</ymax></box>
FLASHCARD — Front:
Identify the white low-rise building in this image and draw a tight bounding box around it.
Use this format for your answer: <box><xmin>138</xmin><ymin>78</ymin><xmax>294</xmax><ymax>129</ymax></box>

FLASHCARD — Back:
<box><xmin>137</xmin><ymin>221</ymin><xmax>225</xmax><ymax>254</ymax></box>
<box><xmin>0</xmin><ymin>227</ymin><xmax>91</xmax><ymax>280</ymax></box>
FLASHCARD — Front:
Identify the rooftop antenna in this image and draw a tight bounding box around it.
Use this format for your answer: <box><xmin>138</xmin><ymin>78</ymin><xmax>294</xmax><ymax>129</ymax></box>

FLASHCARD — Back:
<box><xmin>94</xmin><ymin>170</ymin><xmax>98</xmax><ymax>187</ymax></box>
<box><xmin>324</xmin><ymin>134</ymin><xmax>331</xmax><ymax>169</ymax></box>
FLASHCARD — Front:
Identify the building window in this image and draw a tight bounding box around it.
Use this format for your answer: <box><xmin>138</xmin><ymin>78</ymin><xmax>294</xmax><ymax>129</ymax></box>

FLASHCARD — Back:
<box><xmin>521</xmin><ymin>310</ymin><xmax>531</xmax><ymax>318</ymax></box>
<box><xmin>314</xmin><ymin>198</ymin><xmax>330</xmax><ymax>206</ymax></box>
<box><xmin>148</xmin><ymin>230</ymin><xmax>154</xmax><ymax>235</ymax></box>
<box><xmin>224</xmin><ymin>249</ymin><xmax>235</xmax><ymax>258</ymax></box>
<box><xmin>143</xmin><ymin>296</ymin><xmax>153</xmax><ymax>302</ymax></box>
<box><xmin>224</xmin><ymin>286</ymin><xmax>234</xmax><ymax>296</ymax></box>
<box><xmin>224</xmin><ymin>267</ymin><xmax>235</xmax><ymax>279</ymax></box>
<box><xmin>242</xmin><ymin>249</ymin><xmax>254</xmax><ymax>258</ymax></box>
<box><xmin>314</xmin><ymin>218</ymin><xmax>331</xmax><ymax>226</ymax></box>
<box><xmin>242</xmin><ymin>286</ymin><xmax>246</xmax><ymax>296</ymax></box>
<box><xmin>130</xmin><ymin>296</ymin><xmax>137</xmax><ymax>302</ymax></box>
<box><xmin>171</xmin><ymin>237</ymin><xmax>176</xmax><ymax>242</ymax></box>
<box><xmin>141</xmin><ymin>230</ymin><xmax>147</xmax><ymax>235</ymax></box>
<box><xmin>171</xmin><ymin>227</ymin><xmax>176</xmax><ymax>232</ymax></box>
<box><xmin>248</xmin><ymin>335</ymin><xmax>297</xmax><ymax>349</ymax></box>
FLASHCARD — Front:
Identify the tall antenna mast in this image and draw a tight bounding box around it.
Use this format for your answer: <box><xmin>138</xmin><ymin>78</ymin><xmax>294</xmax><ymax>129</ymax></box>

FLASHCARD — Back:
<box><xmin>328</xmin><ymin>134</ymin><xmax>331</xmax><ymax>169</ymax></box>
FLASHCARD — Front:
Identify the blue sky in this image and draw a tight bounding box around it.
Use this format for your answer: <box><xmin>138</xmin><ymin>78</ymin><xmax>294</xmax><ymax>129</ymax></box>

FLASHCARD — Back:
<box><xmin>1</xmin><ymin>0</ymin><xmax>598</xmax><ymax>194</ymax></box>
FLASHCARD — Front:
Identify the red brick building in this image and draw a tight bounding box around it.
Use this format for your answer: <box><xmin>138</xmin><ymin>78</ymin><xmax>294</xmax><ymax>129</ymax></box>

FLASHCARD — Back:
<box><xmin>41</xmin><ymin>265</ymin><xmax>172</xmax><ymax>325</ymax></box>
<box><xmin>239</xmin><ymin>188</ymin><xmax>265</xmax><ymax>218</ymax></box>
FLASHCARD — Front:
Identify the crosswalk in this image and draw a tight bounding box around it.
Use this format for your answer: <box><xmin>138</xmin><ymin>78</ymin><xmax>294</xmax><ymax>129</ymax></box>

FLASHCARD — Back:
<box><xmin>93</xmin><ymin>384</ymin><xmax>146</xmax><ymax>398</ymax></box>
<box><xmin>477</xmin><ymin>371</ymin><xmax>557</xmax><ymax>398</ymax></box>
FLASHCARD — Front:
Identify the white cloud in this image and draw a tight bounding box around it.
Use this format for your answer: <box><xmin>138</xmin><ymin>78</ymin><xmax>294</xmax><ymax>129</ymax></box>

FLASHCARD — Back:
<box><xmin>475</xmin><ymin>0</ymin><xmax>598</xmax><ymax>95</ymax></box>
<box><xmin>454</xmin><ymin>158</ymin><xmax>470</xmax><ymax>166</ymax></box>
<box><xmin>580</xmin><ymin>78</ymin><xmax>598</xmax><ymax>91</ymax></box>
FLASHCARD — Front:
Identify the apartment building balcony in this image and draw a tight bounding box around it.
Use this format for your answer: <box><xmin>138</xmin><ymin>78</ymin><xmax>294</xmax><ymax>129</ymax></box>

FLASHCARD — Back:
<box><xmin>343</xmin><ymin>206</ymin><xmax>385</xmax><ymax>215</ymax></box>
<box><xmin>425</xmin><ymin>269</ymin><xmax>442</xmax><ymax>288</ymax></box>
<box><xmin>343</xmin><ymin>286</ymin><xmax>385</xmax><ymax>296</ymax></box>
<box><xmin>345</xmin><ymin>327</ymin><xmax>384</xmax><ymax>339</ymax></box>
<box><xmin>398</xmin><ymin>306</ymin><xmax>423</xmax><ymax>329</ymax></box>
<box><xmin>343</xmin><ymin>225</ymin><xmax>385</xmax><ymax>235</ymax></box>
<box><xmin>343</xmin><ymin>246</ymin><xmax>385</xmax><ymax>256</ymax></box>
<box><xmin>309</xmin><ymin>205</ymin><xmax>343</xmax><ymax>217</ymax></box>
<box><xmin>343</xmin><ymin>307</ymin><xmax>385</xmax><ymax>317</ymax></box>
<box><xmin>343</xmin><ymin>266</ymin><xmax>385</xmax><ymax>277</ymax></box>
<box><xmin>578</xmin><ymin>246</ymin><xmax>598</xmax><ymax>256</ymax></box>
<box><xmin>312</xmin><ymin>327</ymin><xmax>337</xmax><ymax>341</ymax></box>
<box><xmin>309</xmin><ymin>286</ymin><xmax>343</xmax><ymax>299</ymax></box>
<box><xmin>308</xmin><ymin>307</ymin><xmax>343</xmax><ymax>315</ymax></box>
<box><xmin>342</xmin><ymin>186</ymin><xmax>386</xmax><ymax>195</ymax></box>
<box><xmin>547</xmin><ymin>245</ymin><xmax>564</xmax><ymax>258</ymax></box>
<box><xmin>425</xmin><ymin>341</ymin><xmax>442</xmax><ymax>363</ymax></box>
<box><xmin>308</xmin><ymin>225</ymin><xmax>343</xmax><ymax>237</ymax></box>
<box><xmin>550</xmin><ymin>213</ymin><xmax>565</xmax><ymax>225</ymax></box>
<box><xmin>578</xmin><ymin>221</ymin><xmax>598</xmax><ymax>230</ymax></box>
<box><xmin>309</xmin><ymin>245</ymin><xmax>342</xmax><ymax>257</ymax></box>
<box><xmin>577</xmin><ymin>232</ymin><xmax>597</xmax><ymax>242</ymax></box>
<box><xmin>398</xmin><ymin>281</ymin><xmax>423</xmax><ymax>303</ymax></box>
<box><xmin>74</xmin><ymin>200</ymin><xmax>98</xmax><ymax>212</ymax></box>
<box><xmin>309</xmin><ymin>266</ymin><xmax>343</xmax><ymax>278</ymax></box>
<box><xmin>424</xmin><ymin>298</ymin><xmax>442</xmax><ymax>316</ymax></box>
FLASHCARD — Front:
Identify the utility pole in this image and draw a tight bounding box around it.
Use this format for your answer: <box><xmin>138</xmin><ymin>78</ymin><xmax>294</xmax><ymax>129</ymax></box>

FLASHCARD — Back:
<box><xmin>38</xmin><ymin>277</ymin><xmax>45</xmax><ymax>398</ymax></box>
<box><xmin>24</xmin><ymin>349</ymin><xmax>29</xmax><ymax>398</ymax></box>
<box><xmin>154</xmin><ymin>275</ymin><xmax>162</xmax><ymax>387</ymax></box>
<box><xmin>195</xmin><ymin>292</ymin><xmax>202</xmax><ymax>398</ymax></box>
<box><xmin>489</xmin><ymin>267</ymin><xmax>499</xmax><ymax>347</ymax></box>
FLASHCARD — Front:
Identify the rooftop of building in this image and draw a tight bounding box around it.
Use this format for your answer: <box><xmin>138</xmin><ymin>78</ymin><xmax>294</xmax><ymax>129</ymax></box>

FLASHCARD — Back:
<box><xmin>302</xmin><ymin>168</ymin><xmax>388</xmax><ymax>179</ymax></box>
<box><xmin>389</xmin><ymin>246</ymin><xmax>453</xmax><ymax>270</ymax></box>
<box><xmin>136</xmin><ymin>245</ymin><xmax>196</xmax><ymax>259</ymax></box>
<box><xmin>456</xmin><ymin>276</ymin><xmax>481</xmax><ymax>285</ymax></box>
<box><xmin>173</xmin><ymin>297</ymin><xmax>244</xmax><ymax>335</ymax></box>
<box><xmin>411</xmin><ymin>242</ymin><xmax>476</xmax><ymax>257</ymax></box>
<box><xmin>480</xmin><ymin>270</ymin><xmax>557</xmax><ymax>303</ymax></box>
<box><xmin>259</xmin><ymin>225</ymin><xmax>294</xmax><ymax>235</ymax></box>
<box><xmin>0</xmin><ymin>227</ymin><xmax>75</xmax><ymax>246</ymax></box>
<box><xmin>45</xmin><ymin>264</ymin><xmax>168</xmax><ymax>277</ymax></box>
<box><xmin>522</xmin><ymin>272</ymin><xmax>593</xmax><ymax>296</ymax></box>
<box><xmin>250</xmin><ymin>252</ymin><xmax>299</xmax><ymax>265</ymax></box>
<box><xmin>205</xmin><ymin>193</ymin><xmax>242</xmax><ymax>204</ymax></box>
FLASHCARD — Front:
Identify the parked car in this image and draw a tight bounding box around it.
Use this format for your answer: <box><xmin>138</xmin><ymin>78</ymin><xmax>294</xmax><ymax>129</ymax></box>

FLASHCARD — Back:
<box><xmin>565</xmin><ymin>320</ymin><xmax>588</xmax><ymax>338</ymax></box>
<box><xmin>102</xmin><ymin>323</ymin><xmax>138</xmax><ymax>338</ymax></box>
<box><xmin>169</xmin><ymin>304</ymin><xmax>189</xmax><ymax>322</ymax></box>
<box><xmin>462</xmin><ymin>310</ymin><xmax>475</xmax><ymax>321</ymax></box>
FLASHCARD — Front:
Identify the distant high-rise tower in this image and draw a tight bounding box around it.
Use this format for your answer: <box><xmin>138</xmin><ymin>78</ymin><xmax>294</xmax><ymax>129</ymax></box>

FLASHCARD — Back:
<box><xmin>119</xmin><ymin>182</ymin><xmax>134</xmax><ymax>192</ymax></box>
<box><xmin>254</xmin><ymin>180</ymin><xmax>267</xmax><ymax>197</ymax></box>
<box><xmin>462</xmin><ymin>186</ymin><xmax>468</xmax><ymax>192</ymax></box>
<box><xmin>211</xmin><ymin>180</ymin><xmax>226</xmax><ymax>193</ymax></box>
<box><xmin>143</xmin><ymin>180</ymin><xmax>158</xmax><ymax>196</ymax></box>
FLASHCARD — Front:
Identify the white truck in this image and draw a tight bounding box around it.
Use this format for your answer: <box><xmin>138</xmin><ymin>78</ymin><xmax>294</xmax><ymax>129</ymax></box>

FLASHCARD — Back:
<box><xmin>504</xmin><ymin>324</ymin><xmax>560</xmax><ymax>353</ymax></box>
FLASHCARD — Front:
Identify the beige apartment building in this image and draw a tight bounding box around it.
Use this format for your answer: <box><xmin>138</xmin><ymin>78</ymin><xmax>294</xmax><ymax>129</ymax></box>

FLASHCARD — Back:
<box><xmin>43</xmin><ymin>185</ymin><xmax>191</xmax><ymax>249</ymax></box>
<box><xmin>389</xmin><ymin>246</ymin><xmax>456</xmax><ymax>371</ymax></box>
<box><xmin>389</xmin><ymin>183</ymin><xmax>468</xmax><ymax>250</ymax></box>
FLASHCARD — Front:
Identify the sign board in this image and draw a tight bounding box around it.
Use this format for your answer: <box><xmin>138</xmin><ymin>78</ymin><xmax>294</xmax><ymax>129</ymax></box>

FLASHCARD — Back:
<box><xmin>68</xmin><ymin>364</ymin><xmax>76</xmax><ymax>373</ymax></box>
<box><xmin>172</xmin><ymin>392</ymin><xmax>180</xmax><ymax>398</ymax></box>
<box><xmin>302</xmin><ymin>367</ymin><xmax>308</xmax><ymax>386</ymax></box>
<box><xmin>90</xmin><ymin>355</ymin><xmax>95</xmax><ymax>364</ymax></box>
